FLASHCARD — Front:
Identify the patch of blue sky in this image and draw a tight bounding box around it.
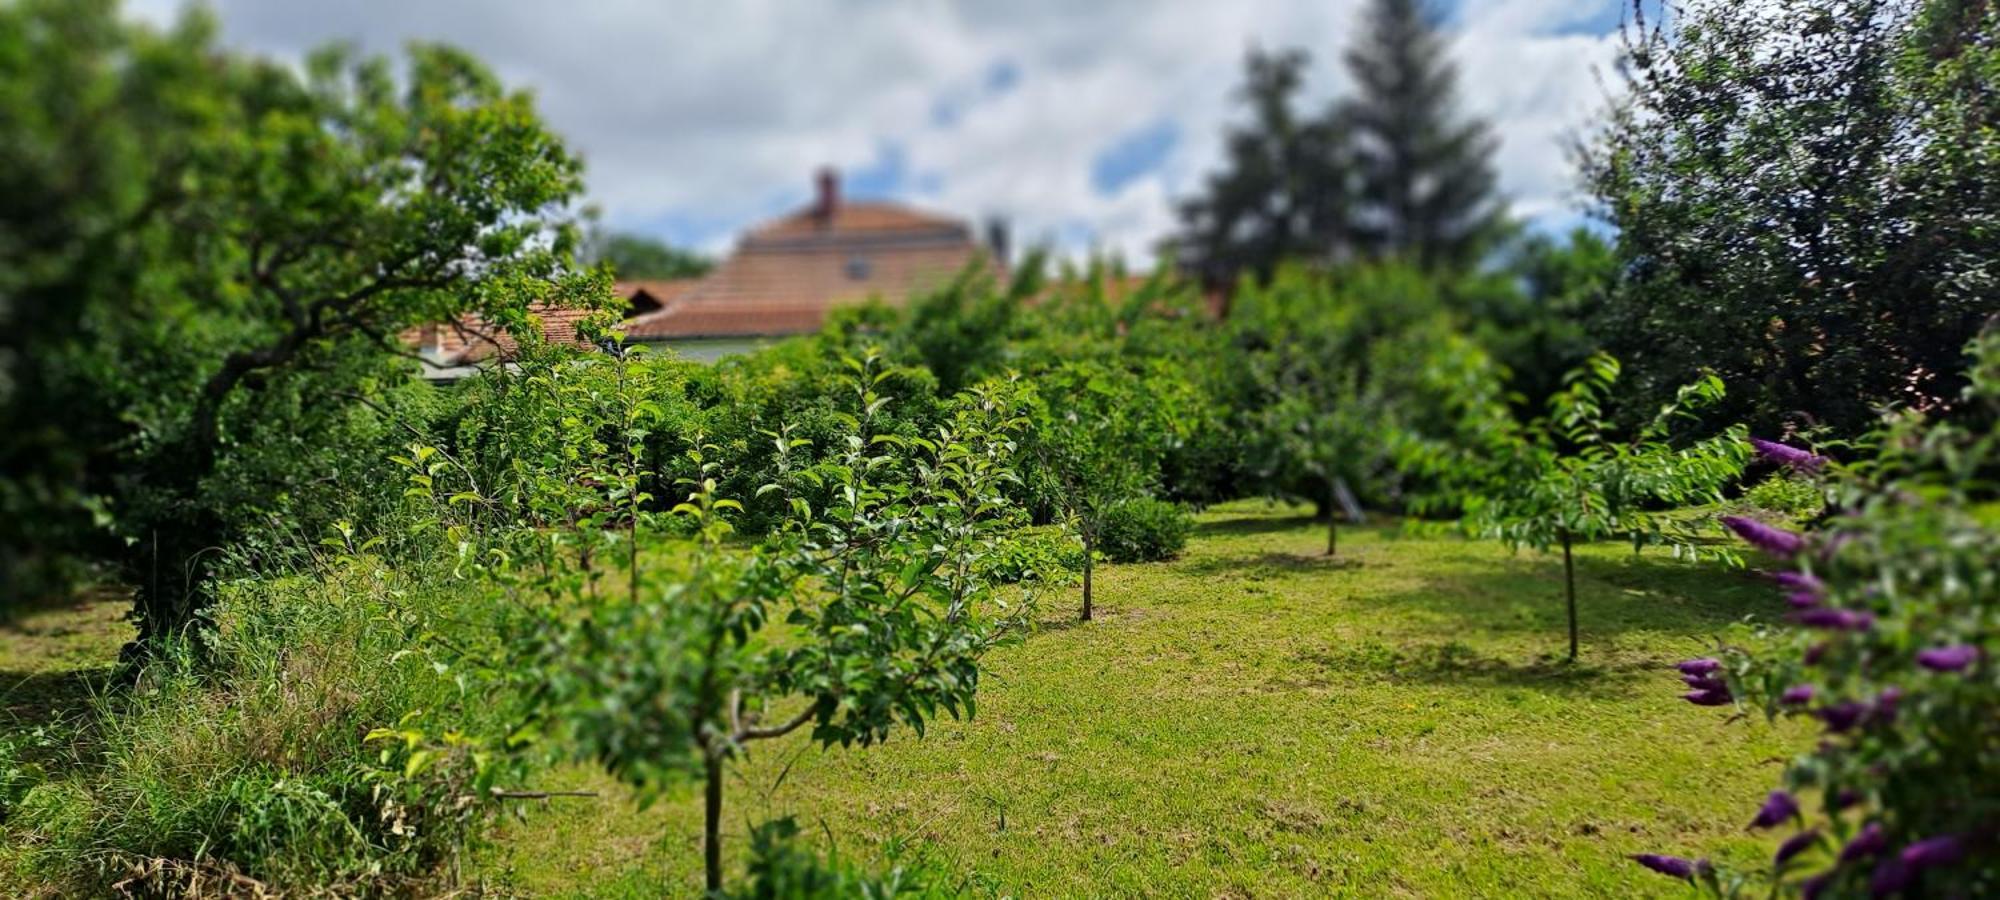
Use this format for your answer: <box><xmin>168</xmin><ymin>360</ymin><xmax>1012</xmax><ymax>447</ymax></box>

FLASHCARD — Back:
<box><xmin>1090</xmin><ymin>118</ymin><xmax>1179</xmax><ymax>195</ymax></box>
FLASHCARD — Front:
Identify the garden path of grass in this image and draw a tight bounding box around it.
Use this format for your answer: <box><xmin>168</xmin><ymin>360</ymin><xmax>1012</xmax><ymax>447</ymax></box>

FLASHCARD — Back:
<box><xmin>477</xmin><ymin>502</ymin><xmax>1807</xmax><ymax>898</ymax></box>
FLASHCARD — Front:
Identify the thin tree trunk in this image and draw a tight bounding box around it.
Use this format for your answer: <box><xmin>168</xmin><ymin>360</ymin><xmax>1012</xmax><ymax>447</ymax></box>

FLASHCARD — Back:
<box><xmin>1326</xmin><ymin>481</ymin><xmax>1338</xmax><ymax>556</ymax></box>
<box><xmin>1561</xmin><ymin>530</ymin><xmax>1578</xmax><ymax>662</ymax></box>
<box><xmin>1080</xmin><ymin>530</ymin><xmax>1094</xmax><ymax>622</ymax></box>
<box><xmin>704</xmin><ymin>749</ymin><xmax>724</xmax><ymax>894</ymax></box>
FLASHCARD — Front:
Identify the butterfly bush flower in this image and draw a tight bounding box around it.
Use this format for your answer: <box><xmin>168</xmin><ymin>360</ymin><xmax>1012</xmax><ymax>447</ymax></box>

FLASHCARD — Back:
<box><xmin>1831</xmin><ymin>788</ymin><xmax>1862</xmax><ymax>812</ymax></box>
<box><xmin>1785</xmin><ymin>591</ymin><xmax>1822</xmax><ymax>610</ymax></box>
<box><xmin>1870</xmin><ymin>857</ymin><xmax>1912</xmax><ymax>895</ymax></box>
<box><xmin>1722</xmin><ymin>515</ymin><xmax>1805</xmax><ymax>557</ymax></box>
<box><xmin>1819</xmin><ymin>701</ymin><xmax>1868</xmax><ymax>733</ymax></box>
<box><xmin>1804</xmin><ymin>642</ymin><xmax>1830</xmax><ymax>665</ymax></box>
<box><xmin>1631</xmin><ymin>854</ymin><xmax>1701</xmax><ymax>880</ymax></box>
<box><xmin>1800</xmin><ymin>604</ymin><xmax>1872</xmax><ymax>632</ymax></box>
<box><xmin>1682</xmin><ymin>674</ymin><xmax>1727</xmax><ymax>691</ymax></box>
<box><xmin>1750</xmin><ymin>437</ymin><xmax>1826</xmax><ymax>472</ymax></box>
<box><xmin>1900</xmin><ymin>834</ymin><xmax>1965</xmax><ymax>870</ymax></box>
<box><xmin>1749</xmin><ymin>790</ymin><xmax>1801</xmax><ymax>829</ymax></box>
<box><xmin>1781</xmin><ymin>684</ymin><xmax>1816</xmax><ymax>705</ymax></box>
<box><xmin>1677</xmin><ymin>657</ymin><xmax>1722</xmax><ymax>676</ymax></box>
<box><xmin>1684</xmin><ymin>687</ymin><xmax>1733</xmax><ymax>706</ymax></box>
<box><xmin>1841</xmin><ymin>822</ymin><xmax>1887</xmax><ymax>862</ymax></box>
<box><xmin>1775</xmin><ymin>829</ymin><xmax>1820</xmax><ymax>865</ymax></box>
<box><xmin>1773</xmin><ymin>571</ymin><xmax>1825</xmax><ymax>594</ymax></box>
<box><xmin>1916</xmin><ymin>644</ymin><xmax>1979</xmax><ymax>672</ymax></box>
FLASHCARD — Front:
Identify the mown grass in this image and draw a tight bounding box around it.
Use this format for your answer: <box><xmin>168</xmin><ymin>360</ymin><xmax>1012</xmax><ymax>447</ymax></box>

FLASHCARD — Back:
<box><xmin>474</xmin><ymin>501</ymin><xmax>1808</xmax><ymax>897</ymax></box>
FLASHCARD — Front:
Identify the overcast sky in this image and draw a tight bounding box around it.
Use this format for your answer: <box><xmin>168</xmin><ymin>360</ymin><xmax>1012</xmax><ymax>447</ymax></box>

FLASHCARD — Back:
<box><xmin>126</xmin><ymin>0</ymin><xmax>1630</xmax><ymax>263</ymax></box>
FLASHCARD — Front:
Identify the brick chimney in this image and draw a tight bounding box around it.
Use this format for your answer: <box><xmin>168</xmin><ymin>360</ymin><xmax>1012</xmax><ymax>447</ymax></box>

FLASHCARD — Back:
<box><xmin>813</xmin><ymin>166</ymin><xmax>839</xmax><ymax>224</ymax></box>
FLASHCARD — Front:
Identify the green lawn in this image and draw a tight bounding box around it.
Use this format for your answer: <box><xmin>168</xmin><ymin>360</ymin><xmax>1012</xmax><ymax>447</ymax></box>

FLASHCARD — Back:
<box><xmin>474</xmin><ymin>502</ymin><xmax>1804</xmax><ymax>897</ymax></box>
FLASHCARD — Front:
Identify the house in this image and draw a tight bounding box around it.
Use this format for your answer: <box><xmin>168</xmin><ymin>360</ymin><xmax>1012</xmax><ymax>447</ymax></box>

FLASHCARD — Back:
<box><xmin>619</xmin><ymin>168</ymin><xmax>994</xmax><ymax>361</ymax></box>
<box><xmin>414</xmin><ymin>168</ymin><xmax>994</xmax><ymax>377</ymax></box>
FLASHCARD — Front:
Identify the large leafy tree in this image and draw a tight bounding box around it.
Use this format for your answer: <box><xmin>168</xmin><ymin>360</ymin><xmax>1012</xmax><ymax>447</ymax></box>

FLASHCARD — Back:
<box><xmin>1341</xmin><ymin>0</ymin><xmax>1505</xmax><ymax>269</ymax></box>
<box><xmin>1167</xmin><ymin>48</ymin><xmax>1351</xmax><ymax>290</ymax></box>
<box><xmin>0</xmin><ymin>1</ymin><xmax>607</xmax><ymax>643</ymax></box>
<box><xmin>1585</xmin><ymin>0</ymin><xmax>2000</xmax><ymax>436</ymax></box>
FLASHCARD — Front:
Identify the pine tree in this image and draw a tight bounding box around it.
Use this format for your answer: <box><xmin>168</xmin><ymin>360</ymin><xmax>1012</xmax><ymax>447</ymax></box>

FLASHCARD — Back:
<box><xmin>1167</xmin><ymin>48</ymin><xmax>1351</xmax><ymax>290</ymax></box>
<box><xmin>1342</xmin><ymin>0</ymin><xmax>1503</xmax><ymax>269</ymax></box>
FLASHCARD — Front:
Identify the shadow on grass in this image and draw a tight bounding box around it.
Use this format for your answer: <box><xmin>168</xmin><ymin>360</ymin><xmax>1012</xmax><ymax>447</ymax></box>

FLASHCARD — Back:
<box><xmin>1290</xmin><ymin>639</ymin><xmax>1657</xmax><ymax>699</ymax></box>
<box><xmin>1352</xmin><ymin>550</ymin><xmax>1781</xmax><ymax>645</ymax></box>
<box><xmin>1192</xmin><ymin>512</ymin><xmax>1321</xmax><ymax>538</ymax></box>
<box><xmin>1179</xmin><ymin>551</ymin><xmax>1367</xmax><ymax>579</ymax></box>
<box><xmin>2</xmin><ymin>666</ymin><xmax>109</xmax><ymax>718</ymax></box>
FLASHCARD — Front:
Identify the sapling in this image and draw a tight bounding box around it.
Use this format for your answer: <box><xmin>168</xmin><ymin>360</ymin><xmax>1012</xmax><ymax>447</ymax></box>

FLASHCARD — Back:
<box><xmin>537</xmin><ymin>352</ymin><xmax>1035</xmax><ymax>893</ymax></box>
<box><xmin>1461</xmin><ymin>354</ymin><xmax>1748</xmax><ymax>661</ymax></box>
<box><xmin>1025</xmin><ymin>360</ymin><xmax>1167</xmax><ymax>620</ymax></box>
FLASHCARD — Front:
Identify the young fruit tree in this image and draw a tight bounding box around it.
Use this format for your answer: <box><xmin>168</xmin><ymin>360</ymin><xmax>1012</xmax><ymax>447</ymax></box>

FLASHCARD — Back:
<box><xmin>536</xmin><ymin>354</ymin><xmax>1036</xmax><ymax>893</ymax></box>
<box><xmin>1637</xmin><ymin>333</ymin><xmax>2000</xmax><ymax>897</ymax></box>
<box><xmin>1461</xmin><ymin>353</ymin><xmax>1748</xmax><ymax>661</ymax></box>
<box><xmin>1026</xmin><ymin>359</ymin><xmax>1167</xmax><ymax>621</ymax></box>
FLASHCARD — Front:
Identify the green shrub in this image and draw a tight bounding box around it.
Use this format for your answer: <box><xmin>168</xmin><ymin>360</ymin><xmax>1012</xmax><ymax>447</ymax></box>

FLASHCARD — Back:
<box><xmin>976</xmin><ymin>529</ymin><xmax>1085</xmax><ymax>585</ymax></box>
<box><xmin>1</xmin><ymin>558</ymin><xmax>528</xmax><ymax>894</ymax></box>
<box><xmin>1097</xmin><ymin>498</ymin><xmax>1193</xmax><ymax>563</ymax></box>
<box><xmin>1741</xmin><ymin>471</ymin><xmax>1823</xmax><ymax>521</ymax></box>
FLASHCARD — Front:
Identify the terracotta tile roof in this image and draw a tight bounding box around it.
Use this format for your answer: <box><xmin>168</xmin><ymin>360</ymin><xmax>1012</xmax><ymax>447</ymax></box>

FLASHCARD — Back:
<box><xmin>617</xmin><ymin>278</ymin><xmax>702</xmax><ymax>314</ymax></box>
<box><xmin>429</xmin><ymin>303</ymin><xmax>605</xmax><ymax>364</ymax></box>
<box><xmin>745</xmin><ymin>201</ymin><xmax>967</xmax><ymax>243</ymax></box>
<box><xmin>411</xmin><ymin>173</ymin><xmax>992</xmax><ymax>360</ymax></box>
<box><xmin>619</xmin><ymin>193</ymin><xmax>988</xmax><ymax>341</ymax></box>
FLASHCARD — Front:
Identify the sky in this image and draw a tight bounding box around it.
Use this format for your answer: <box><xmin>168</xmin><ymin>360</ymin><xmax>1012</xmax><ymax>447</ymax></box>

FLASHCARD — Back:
<box><xmin>126</xmin><ymin>0</ymin><xmax>1633</xmax><ymax>264</ymax></box>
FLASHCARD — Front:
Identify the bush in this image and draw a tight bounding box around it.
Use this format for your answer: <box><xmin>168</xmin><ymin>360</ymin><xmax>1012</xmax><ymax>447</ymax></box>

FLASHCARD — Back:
<box><xmin>1</xmin><ymin>558</ymin><xmax>527</xmax><ymax>894</ymax></box>
<box><xmin>976</xmin><ymin>529</ymin><xmax>1085</xmax><ymax>585</ymax></box>
<box><xmin>1097</xmin><ymin>498</ymin><xmax>1193</xmax><ymax>563</ymax></box>
<box><xmin>1740</xmin><ymin>471</ymin><xmax>1824</xmax><ymax>521</ymax></box>
<box><xmin>1641</xmin><ymin>335</ymin><xmax>2000</xmax><ymax>897</ymax></box>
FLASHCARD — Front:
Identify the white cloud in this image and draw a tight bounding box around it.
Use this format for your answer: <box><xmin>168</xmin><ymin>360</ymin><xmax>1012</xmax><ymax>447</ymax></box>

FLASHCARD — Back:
<box><xmin>126</xmin><ymin>0</ymin><xmax>1625</xmax><ymax>263</ymax></box>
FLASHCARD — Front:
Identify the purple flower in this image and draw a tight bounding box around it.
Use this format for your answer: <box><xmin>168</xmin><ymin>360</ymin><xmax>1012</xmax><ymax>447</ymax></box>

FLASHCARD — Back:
<box><xmin>1631</xmin><ymin>853</ymin><xmax>1699</xmax><ymax>880</ymax></box>
<box><xmin>1786</xmin><ymin>591</ymin><xmax>1823</xmax><ymax>610</ymax></box>
<box><xmin>1800</xmin><ymin>870</ymin><xmax>1835</xmax><ymax>900</ymax></box>
<box><xmin>1916</xmin><ymin>644</ymin><xmax>1979</xmax><ymax>673</ymax></box>
<box><xmin>1819</xmin><ymin>701</ymin><xmax>1869</xmax><ymax>733</ymax></box>
<box><xmin>1776</xmin><ymin>829</ymin><xmax>1821</xmax><ymax>865</ymax></box>
<box><xmin>1684</xmin><ymin>687</ymin><xmax>1733</xmax><ymax>706</ymax></box>
<box><xmin>1869</xmin><ymin>857</ymin><xmax>1911</xmax><ymax>896</ymax></box>
<box><xmin>1831</xmin><ymin>788</ymin><xmax>1863</xmax><ymax>812</ymax></box>
<box><xmin>1781</xmin><ymin>684</ymin><xmax>1816</xmax><ymax>705</ymax></box>
<box><xmin>1682</xmin><ymin>674</ymin><xmax>1727</xmax><ymax>691</ymax></box>
<box><xmin>1841</xmin><ymin>822</ymin><xmax>1887</xmax><ymax>862</ymax></box>
<box><xmin>1869</xmin><ymin>686</ymin><xmax>1903</xmax><ymax>724</ymax></box>
<box><xmin>1899</xmin><ymin>834</ymin><xmax>1965</xmax><ymax>870</ymax></box>
<box><xmin>1677</xmin><ymin>657</ymin><xmax>1723</xmax><ymax>676</ymax></box>
<box><xmin>1750</xmin><ymin>790</ymin><xmax>1801</xmax><ymax>830</ymax></box>
<box><xmin>1722</xmin><ymin>515</ymin><xmax>1806</xmax><ymax>557</ymax></box>
<box><xmin>1774</xmin><ymin>571</ymin><xmax>1826</xmax><ymax>594</ymax></box>
<box><xmin>1751</xmin><ymin>437</ymin><xmax>1826</xmax><ymax>472</ymax></box>
<box><xmin>1793</xmin><ymin>608</ymin><xmax>1874</xmax><ymax>631</ymax></box>
<box><xmin>1804</xmin><ymin>642</ymin><xmax>1830</xmax><ymax>665</ymax></box>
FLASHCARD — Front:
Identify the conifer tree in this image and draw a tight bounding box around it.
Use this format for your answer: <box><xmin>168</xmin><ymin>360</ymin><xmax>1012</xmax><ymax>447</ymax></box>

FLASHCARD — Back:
<box><xmin>1342</xmin><ymin>0</ymin><xmax>1504</xmax><ymax>268</ymax></box>
<box><xmin>1168</xmin><ymin>48</ymin><xmax>1351</xmax><ymax>289</ymax></box>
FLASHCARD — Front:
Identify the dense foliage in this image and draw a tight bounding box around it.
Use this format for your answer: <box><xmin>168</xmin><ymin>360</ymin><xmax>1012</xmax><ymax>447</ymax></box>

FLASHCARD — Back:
<box><xmin>1641</xmin><ymin>334</ymin><xmax>2000</xmax><ymax>898</ymax></box>
<box><xmin>0</xmin><ymin>0</ymin><xmax>608</xmax><ymax>640</ymax></box>
<box><xmin>1586</xmin><ymin>0</ymin><xmax>2000</xmax><ymax>435</ymax></box>
<box><xmin>1449</xmin><ymin>354</ymin><xmax>1749</xmax><ymax>660</ymax></box>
